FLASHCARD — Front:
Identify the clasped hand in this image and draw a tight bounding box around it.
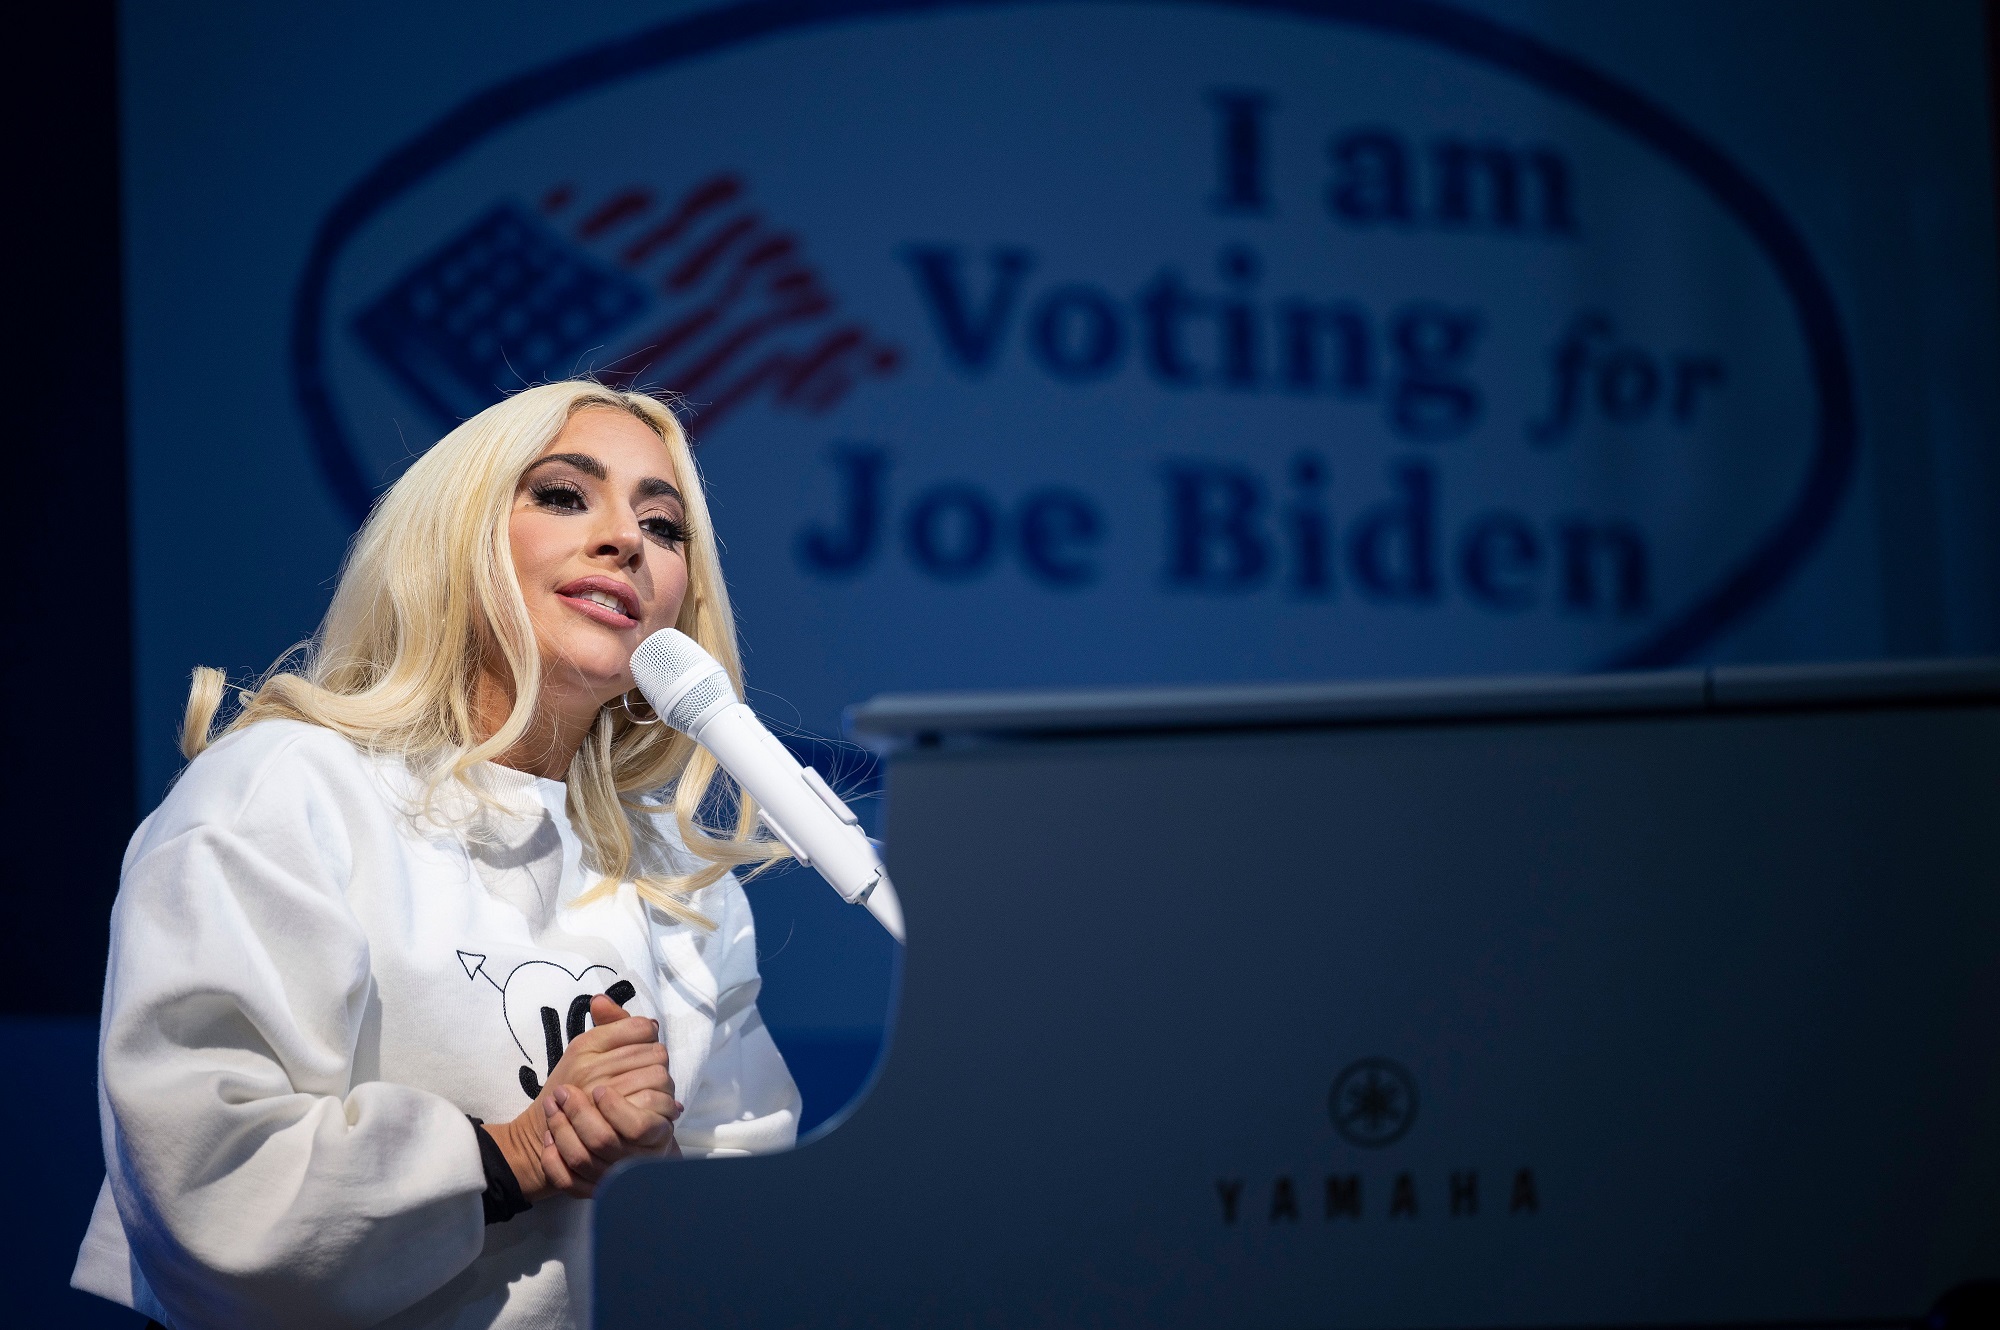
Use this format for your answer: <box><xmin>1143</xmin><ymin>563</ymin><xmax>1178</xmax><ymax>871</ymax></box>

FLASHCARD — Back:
<box><xmin>488</xmin><ymin>994</ymin><xmax>681</xmax><ymax>1201</ymax></box>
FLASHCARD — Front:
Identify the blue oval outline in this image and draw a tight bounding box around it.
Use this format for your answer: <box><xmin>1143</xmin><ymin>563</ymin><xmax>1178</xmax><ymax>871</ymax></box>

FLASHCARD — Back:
<box><xmin>291</xmin><ymin>0</ymin><xmax>1856</xmax><ymax>670</ymax></box>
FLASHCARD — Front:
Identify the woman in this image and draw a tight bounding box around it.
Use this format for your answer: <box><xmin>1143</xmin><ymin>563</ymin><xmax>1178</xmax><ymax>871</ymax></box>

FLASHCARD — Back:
<box><xmin>71</xmin><ymin>381</ymin><xmax>799</xmax><ymax>1328</ymax></box>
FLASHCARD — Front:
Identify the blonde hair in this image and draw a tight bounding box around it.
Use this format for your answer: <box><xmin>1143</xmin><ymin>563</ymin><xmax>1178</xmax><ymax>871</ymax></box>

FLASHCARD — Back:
<box><xmin>181</xmin><ymin>380</ymin><xmax>782</xmax><ymax>925</ymax></box>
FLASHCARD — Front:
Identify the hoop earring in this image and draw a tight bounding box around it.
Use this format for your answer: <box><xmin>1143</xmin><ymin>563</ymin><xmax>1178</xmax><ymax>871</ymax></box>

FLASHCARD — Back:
<box><xmin>619</xmin><ymin>691</ymin><xmax>663</xmax><ymax>726</ymax></box>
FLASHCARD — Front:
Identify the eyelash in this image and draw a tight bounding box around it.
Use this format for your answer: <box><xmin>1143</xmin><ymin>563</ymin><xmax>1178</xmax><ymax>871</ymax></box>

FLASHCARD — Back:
<box><xmin>529</xmin><ymin>480</ymin><xmax>586</xmax><ymax>511</ymax></box>
<box><xmin>529</xmin><ymin>481</ymin><xmax>691</xmax><ymax>548</ymax></box>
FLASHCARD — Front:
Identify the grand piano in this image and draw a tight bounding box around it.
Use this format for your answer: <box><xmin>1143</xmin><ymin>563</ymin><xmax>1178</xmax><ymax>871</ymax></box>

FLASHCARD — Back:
<box><xmin>597</xmin><ymin>659</ymin><xmax>2000</xmax><ymax>1329</ymax></box>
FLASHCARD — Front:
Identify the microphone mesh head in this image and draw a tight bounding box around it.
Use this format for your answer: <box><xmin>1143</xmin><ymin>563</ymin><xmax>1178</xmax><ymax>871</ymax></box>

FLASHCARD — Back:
<box><xmin>632</xmin><ymin>628</ymin><xmax>712</xmax><ymax>681</ymax></box>
<box><xmin>667</xmin><ymin>674</ymin><xmax>734</xmax><ymax>730</ymax></box>
<box><xmin>631</xmin><ymin>629</ymin><xmax>736</xmax><ymax>731</ymax></box>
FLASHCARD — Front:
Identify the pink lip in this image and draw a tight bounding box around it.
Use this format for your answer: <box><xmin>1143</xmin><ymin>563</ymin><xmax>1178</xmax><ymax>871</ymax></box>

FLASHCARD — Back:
<box><xmin>556</xmin><ymin>576</ymin><xmax>641</xmax><ymax>628</ymax></box>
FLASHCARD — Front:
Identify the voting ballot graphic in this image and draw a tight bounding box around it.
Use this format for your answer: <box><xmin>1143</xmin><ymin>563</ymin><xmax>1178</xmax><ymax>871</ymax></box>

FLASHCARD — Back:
<box><xmin>290</xmin><ymin>0</ymin><xmax>1883</xmax><ymax>754</ymax></box>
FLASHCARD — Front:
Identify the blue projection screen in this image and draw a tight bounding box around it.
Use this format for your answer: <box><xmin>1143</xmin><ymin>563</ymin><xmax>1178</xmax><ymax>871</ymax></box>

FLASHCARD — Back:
<box><xmin>124</xmin><ymin>0</ymin><xmax>2000</xmax><ymax>806</ymax></box>
<box><xmin>595</xmin><ymin>660</ymin><xmax>2000</xmax><ymax>1328</ymax></box>
<box><xmin>121</xmin><ymin>0</ymin><xmax>2000</xmax><ymax>1061</ymax></box>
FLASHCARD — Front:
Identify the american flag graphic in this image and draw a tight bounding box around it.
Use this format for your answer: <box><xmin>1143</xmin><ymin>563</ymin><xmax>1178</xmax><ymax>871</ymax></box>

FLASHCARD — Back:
<box><xmin>352</xmin><ymin>172</ymin><xmax>902</xmax><ymax>433</ymax></box>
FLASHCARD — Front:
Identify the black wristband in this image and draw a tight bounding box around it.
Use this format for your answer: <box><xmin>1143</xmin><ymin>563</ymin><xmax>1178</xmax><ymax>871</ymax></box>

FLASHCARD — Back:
<box><xmin>468</xmin><ymin>1116</ymin><xmax>532</xmax><ymax>1225</ymax></box>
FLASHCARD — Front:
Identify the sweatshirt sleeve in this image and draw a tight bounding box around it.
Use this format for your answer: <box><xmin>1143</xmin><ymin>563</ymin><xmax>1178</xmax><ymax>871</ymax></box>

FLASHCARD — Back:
<box><xmin>99</xmin><ymin>727</ymin><xmax>487</xmax><ymax>1330</ymax></box>
<box><xmin>672</xmin><ymin>878</ymin><xmax>802</xmax><ymax>1157</ymax></box>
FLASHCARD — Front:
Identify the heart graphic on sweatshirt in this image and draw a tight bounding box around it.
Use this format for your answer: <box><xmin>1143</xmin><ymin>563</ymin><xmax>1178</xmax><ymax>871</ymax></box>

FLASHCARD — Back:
<box><xmin>456</xmin><ymin>951</ymin><xmax>644</xmax><ymax>1099</ymax></box>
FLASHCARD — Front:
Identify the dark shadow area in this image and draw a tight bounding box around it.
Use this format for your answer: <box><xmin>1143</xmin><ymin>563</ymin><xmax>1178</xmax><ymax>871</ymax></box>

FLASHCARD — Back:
<box><xmin>0</xmin><ymin>0</ymin><xmax>132</xmax><ymax>1015</ymax></box>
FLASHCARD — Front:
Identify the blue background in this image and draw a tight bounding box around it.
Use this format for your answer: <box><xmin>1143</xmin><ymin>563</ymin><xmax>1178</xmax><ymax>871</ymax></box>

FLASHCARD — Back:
<box><xmin>4</xmin><ymin>0</ymin><xmax>1997</xmax><ymax>1323</ymax></box>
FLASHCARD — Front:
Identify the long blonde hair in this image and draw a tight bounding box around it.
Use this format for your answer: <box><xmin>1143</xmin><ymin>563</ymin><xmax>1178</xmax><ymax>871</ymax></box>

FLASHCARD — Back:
<box><xmin>181</xmin><ymin>380</ymin><xmax>782</xmax><ymax>924</ymax></box>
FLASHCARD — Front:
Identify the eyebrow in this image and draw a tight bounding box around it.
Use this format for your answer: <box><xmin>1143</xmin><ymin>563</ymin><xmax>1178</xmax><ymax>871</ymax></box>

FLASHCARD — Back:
<box><xmin>526</xmin><ymin>453</ymin><xmax>682</xmax><ymax>504</ymax></box>
<box><xmin>527</xmin><ymin>452</ymin><xmax>606</xmax><ymax>480</ymax></box>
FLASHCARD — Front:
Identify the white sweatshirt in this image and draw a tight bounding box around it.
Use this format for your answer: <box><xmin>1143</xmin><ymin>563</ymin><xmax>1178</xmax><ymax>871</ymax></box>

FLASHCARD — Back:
<box><xmin>71</xmin><ymin>719</ymin><xmax>799</xmax><ymax>1329</ymax></box>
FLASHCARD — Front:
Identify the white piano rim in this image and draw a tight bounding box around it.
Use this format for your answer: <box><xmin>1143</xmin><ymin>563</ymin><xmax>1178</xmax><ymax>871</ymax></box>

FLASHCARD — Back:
<box><xmin>844</xmin><ymin>656</ymin><xmax>2000</xmax><ymax>747</ymax></box>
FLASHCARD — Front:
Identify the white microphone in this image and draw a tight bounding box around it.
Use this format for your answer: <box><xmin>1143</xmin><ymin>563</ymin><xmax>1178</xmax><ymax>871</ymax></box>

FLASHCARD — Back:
<box><xmin>629</xmin><ymin>629</ymin><xmax>905</xmax><ymax>944</ymax></box>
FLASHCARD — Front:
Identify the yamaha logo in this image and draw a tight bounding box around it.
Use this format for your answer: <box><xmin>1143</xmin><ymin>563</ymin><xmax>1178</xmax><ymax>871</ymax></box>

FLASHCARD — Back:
<box><xmin>1329</xmin><ymin>1057</ymin><xmax>1418</xmax><ymax>1148</ymax></box>
<box><xmin>1213</xmin><ymin>1056</ymin><xmax>1539</xmax><ymax>1225</ymax></box>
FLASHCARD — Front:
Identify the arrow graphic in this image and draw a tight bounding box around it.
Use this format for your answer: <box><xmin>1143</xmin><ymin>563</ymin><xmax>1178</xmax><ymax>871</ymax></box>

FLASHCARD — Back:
<box><xmin>456</xmin><ymin>950</ymin><xmax>501</xmax><ymax>990</ymax></box>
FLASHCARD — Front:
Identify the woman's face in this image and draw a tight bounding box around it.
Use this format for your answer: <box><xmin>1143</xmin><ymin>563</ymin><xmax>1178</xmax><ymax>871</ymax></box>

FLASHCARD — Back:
<box><xmin>507</xmin><ymin>407</ymin><xmax>691</xmax><ymax>709</ymax></box>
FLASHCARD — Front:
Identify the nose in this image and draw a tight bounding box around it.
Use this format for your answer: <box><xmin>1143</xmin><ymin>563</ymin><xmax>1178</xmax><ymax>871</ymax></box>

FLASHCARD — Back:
<box><xmin>588</xmin><ymin>505</ymin><xmax>644</xmax><ymax>569</ymax></box>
